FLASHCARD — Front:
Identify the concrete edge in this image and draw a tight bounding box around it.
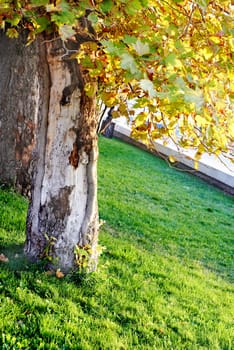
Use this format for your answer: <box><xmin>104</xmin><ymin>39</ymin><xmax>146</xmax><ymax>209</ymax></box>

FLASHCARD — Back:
<box><xmin>112</xmin><ymin>124</ymin><xmax>234</xmax><ymax>197</ymax></box>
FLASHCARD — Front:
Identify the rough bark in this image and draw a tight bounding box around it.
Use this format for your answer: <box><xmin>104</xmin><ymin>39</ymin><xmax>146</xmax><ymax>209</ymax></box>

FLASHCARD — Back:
<box><xmin>0</xmin><ymin>31</ymin><xmax>99</xmax><ymax>272</ymax></box>
<box><xmin>0</xmin><ymin>31</ymin><xmax>41</xmax><ymax>196</ymax></box>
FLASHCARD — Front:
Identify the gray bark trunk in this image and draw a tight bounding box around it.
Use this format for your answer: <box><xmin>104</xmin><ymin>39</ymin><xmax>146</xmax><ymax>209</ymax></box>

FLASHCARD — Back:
<box><xmin>0</xmin><ymin>31</ymin><xmax>99</xmax><ymax>272</ymax></box>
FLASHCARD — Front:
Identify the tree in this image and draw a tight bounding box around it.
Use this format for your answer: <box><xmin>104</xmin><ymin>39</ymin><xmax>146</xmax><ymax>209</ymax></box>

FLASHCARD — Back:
<box><xmin>0</xmin><ymin>0</ymin><xmax>233</xmax><ymax>272</ymax></box>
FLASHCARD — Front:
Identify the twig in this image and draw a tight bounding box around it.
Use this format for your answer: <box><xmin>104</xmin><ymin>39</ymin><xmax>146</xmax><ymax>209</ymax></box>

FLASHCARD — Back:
<box><xmin>179</xmin><ymin>2</ymin><xmax>196</xmax><ymax>39</ymax></box>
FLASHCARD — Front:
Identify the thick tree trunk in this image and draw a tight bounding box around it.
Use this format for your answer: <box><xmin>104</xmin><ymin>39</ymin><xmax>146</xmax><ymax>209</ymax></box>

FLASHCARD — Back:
<box><xmin>0</xmin><ymin>32</ymin><xmax>99</xmax><ymax>272</ymax></box>
<box><xmin>0</xmin><ymin>31</ymin><xmax>40</xmax><ymax>195</ymax></box>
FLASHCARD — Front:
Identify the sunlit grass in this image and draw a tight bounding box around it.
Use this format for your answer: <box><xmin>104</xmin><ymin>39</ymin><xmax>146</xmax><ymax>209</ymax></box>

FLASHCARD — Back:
<box><xmin>0</xmin><ymin>136</ymin><xmax>233</xmax><ymax>349</ymax></box>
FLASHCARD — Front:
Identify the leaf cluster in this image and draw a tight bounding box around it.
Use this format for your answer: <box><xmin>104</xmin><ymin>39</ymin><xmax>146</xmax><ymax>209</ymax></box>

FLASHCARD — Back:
<box><xmin>1</xmin><ymin>0</ymin><xmax>234</xmax><ymax>158</ymax></box>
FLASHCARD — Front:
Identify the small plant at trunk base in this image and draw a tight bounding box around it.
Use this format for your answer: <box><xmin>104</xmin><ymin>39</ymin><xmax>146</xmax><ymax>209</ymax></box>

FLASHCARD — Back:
<box><xmin>40</xmin><ymin>233</ymin><xmax>57</xmax><ymax>264</ymax></box>
<box><xmin>74</xmin><ymin>244</ymin><xmax>92</xmax><ymax>272</ymax></box>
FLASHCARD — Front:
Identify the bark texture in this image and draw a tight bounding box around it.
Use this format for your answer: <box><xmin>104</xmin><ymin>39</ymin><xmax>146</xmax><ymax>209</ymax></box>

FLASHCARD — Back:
<box><xmin>0</xmin><ymin>31</ymin><xmax>42</xmax><ymax>195</ymax></box>
<box><xmin>0</xmin><ymin>31</ymin><xmax>99</xmax><ymax>272</ymax></box>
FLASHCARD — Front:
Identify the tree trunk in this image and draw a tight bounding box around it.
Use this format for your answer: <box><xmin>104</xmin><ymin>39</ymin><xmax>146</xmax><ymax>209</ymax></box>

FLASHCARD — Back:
<box><xmin>0</xmin><ymin>31</ymin><xmax>40</xmax><ymax>196</ymax></box>
<box><xmin>0</xmin><ymin>31</ymin><xmax>99</xmax><ymax>272</ymax></box>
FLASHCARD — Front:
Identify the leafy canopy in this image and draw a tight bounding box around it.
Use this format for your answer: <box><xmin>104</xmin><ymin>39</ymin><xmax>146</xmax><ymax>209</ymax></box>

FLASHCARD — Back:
<box><xmin>0</xmin><ymin>0</ymin><xmax>234</xmax><ymax>160</ymax></box>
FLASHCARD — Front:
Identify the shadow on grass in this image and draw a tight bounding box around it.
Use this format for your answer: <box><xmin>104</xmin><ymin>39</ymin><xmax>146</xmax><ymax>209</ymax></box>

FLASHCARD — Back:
<box><xmin>1</xmin><ymin>243</ymin><xmax>46</xmax><ymax>274</ymax></box>
<box><xmin>1</xmin><ymin>242</ymin><xmax>99</xmax><ymax>290</ymax></box>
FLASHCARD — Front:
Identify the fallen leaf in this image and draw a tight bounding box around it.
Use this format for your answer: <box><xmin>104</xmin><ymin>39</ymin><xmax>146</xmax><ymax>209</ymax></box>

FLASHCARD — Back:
<box><xmin>56</xmin><ymin>269</ymin><xmax>64</xmax><ymax>278</ymax></box>
<box><xmin>168</xmin><ymin>155</ymin><xmax>177</xmax><ymax>163</ymax></box>
<box><xmin>0</xmin><ymin>253</ymin><xmax>9</xmax><ymax>262</ymax></box>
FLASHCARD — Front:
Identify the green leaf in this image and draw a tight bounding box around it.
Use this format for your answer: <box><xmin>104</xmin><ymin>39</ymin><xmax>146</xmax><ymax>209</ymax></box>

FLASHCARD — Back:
<box><xmin>123</xmin><ymin>35</ymin><xmax>137</xmax><ymax>45</ymax></box>
<box><xmin>46</xmin><ymin>0</ymin><xmax>70</xmax><ymax>13</ymax></box>
<box><xmin>125</xmin><ymin>0</ymin><xmax>143</xmax><ymax>15</ymax></box>
<box><xmin>101</xmin><ymin>40</ymin><xmax>125</xmax><ymax>55</ymax></box>
<box><xmin>59</xmin><ymin>24</ymin><xmax>76</xmax><ymax>40</ymax></box>
<box><xmin>31</xmin><ymin>0</ymin><xmax>48</xmax><ymax>5</ymax></box>
<box><xmin>165</xmin><ymin>53</ymin><xmax>177</xmax><ymax>67</ymax></box>
<box><xmin>35</xmin><ymin>16</ymin><xmax>50</xmax><ymax>33</ymax></box>
<box><xmin>175</xmin><ymin>77</ymin><xmax>186</xmax><ymax>90</ymax></box>
<box><xmin>132</xmin><ymin>39</ymin><xmax>150</xmax><ymax>56</ymax></box>
<box><xmin>196</xmin><ymin>0</ymin><xmax>209</xmax><ymax>11</ymax></box>
<box><xmin>6</xmin><ymin>13</ymin><xmax>21</xmax><ymax>26</ymax></box>
<box><xmin>100</xmin><ymin>0</ymin><xmax>113</xmax><ymax>13</ymax></box>
<box><xmin>184</xmin><ymin>89</ymin><xmax>204</xmax><ymax>111</ymax></box>
<box><xmin>139</xmin><ymin>0</ymin><xmax>149</xmax><ymax>6</ymax></box>
<box><xmin>139</xmin><ymin>79</ymin><xmax>156</xmax><ymax>98</ymax></box>
<box><xmin>88</xmin><ymin>12</ymin><xmax>99</xmax><ymax>24</ymax></box>
<box><xmin>51</xmin><ymin>11</ymin><xmax>75</xmax><ymax>26</ymax></box>
<box><xmin>120</xmin><ymin>53</ymin><xmax>139</xmax><ymax>74</ymax></box>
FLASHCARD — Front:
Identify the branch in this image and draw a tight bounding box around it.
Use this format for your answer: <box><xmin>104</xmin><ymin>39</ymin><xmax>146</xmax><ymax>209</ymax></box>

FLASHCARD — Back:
<box><xmin>179</xmin><ymin>2</ymin><xmax>197</xmax><ymax>39</ymax></box>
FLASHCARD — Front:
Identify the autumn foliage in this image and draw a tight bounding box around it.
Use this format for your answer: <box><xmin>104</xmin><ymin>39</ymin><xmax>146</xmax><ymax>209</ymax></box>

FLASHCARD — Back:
<box><xmin>1</xmin><ymin>0</ymin><xmax>233</xmax><ymax>160</ymax></box>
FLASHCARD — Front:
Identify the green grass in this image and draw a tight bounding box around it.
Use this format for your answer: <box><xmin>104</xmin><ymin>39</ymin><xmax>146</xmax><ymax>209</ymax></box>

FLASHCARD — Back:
<box><xmin>0</xmin><ymin>136</ymin><xmax>234</xmax><ymax>350</ymax></box>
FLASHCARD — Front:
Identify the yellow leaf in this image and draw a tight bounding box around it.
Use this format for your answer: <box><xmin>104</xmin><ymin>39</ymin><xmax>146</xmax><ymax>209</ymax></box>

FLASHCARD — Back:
<box><xmin>6</xmin><ymin>28</ymin><xmax>19</xmax><ymax>39</ymax></box>
<box><xmin>111</xmin><ymin>110</ymin><xmax>121</xmax><ymax>118</ymax></box>
<box><xmin>85</xmin><ymin>82</ymin><xmax>97</xmax><ymax>97</ymax></box>
<box><xmin>168</xmin><ymin>155</ymin><xmax>176</xmax><ymax>163</ymax></box>
<box><xmin>134</xmin><ymin>112</ymin><xmax>148</xmax><ymax>128</ymax></box>
<box><xmin>209</xmin><ymin>36</ymin><xmax>220</xmax><ymax>45</ymax></box>
<box><xmin>56</xmin><ymin>269</ymin><xmax>64</xmax><ymax>279</ymax></box>
<box><xmin>118</xmin><ymin>102</ymin><xmax>128</xmax><ymax>116</ymax></box>
<box><xmin>200</xmin><ymin>48</ymin><xmax>213</xmax><ymax>60</ymax></box>
<box><xmin>194</xmin><ymin>160</ymin><xmax>199</xmax><ymax>170</ymax></box>
<box><xmin>101</xmin><ymin>91</ymin><xmax>118</xmax><ymax>107</ymax></box>
<box><xmin>195</xmin><ymin>115</ymin><xmax>208</xmax><ymax>127</ymax></box>
<box><xmin>46</xmin><ymin>3</ymin><xmax>62</xmax><ymax>12</ymax></box>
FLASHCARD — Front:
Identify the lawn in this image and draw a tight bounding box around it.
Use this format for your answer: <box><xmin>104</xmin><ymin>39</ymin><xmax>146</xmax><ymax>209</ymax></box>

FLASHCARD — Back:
<box><xmin>0</xmin><ymin>136</ymin><xmax>233</xmax><ymax>350</ymax></box>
